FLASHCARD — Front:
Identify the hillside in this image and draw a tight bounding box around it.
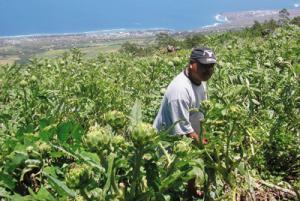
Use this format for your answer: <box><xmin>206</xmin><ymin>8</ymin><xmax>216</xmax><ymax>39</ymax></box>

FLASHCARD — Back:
<box><xmin>0</xmin><ymin>23</ymin><xmax>299</xmax><ymax>200</ymax></box>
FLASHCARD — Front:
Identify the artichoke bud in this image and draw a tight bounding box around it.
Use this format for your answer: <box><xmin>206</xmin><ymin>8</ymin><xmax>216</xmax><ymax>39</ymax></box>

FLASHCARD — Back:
<box><xmin>111</xmin><ymin>135</ymin><xmax>125</xmax><ymax>147</ymax></box>
<box><xmin>65</xmin><ymin>164</ymin><xmax>93</xmax><ymax>189</ymax></box>
<box><xmin>167</xmin><ymin>61</ymin><xmax>174</xmax><ymax>66</ymax></box>
<box><xmin>174</xmin><ymin>141</ymin><xmax>191</xmax><ymax>154</ymax></box>
<box><xmin>35</xmin><ymin>141</ymin><xmax>51</xmax><ymax>154</ymax></box>
<box><xmin>20</xmin><ymin>80</ymin><xmax>28</xmax><ymax>87</ymax></box>
<box><xmin>30</xmin><ymin>75</ymin><xmax>37</xmax><ymax>82</ymax></box>
<box><xmin>201</xmin><ymin>100</ymin><xmax>211</xmax><ymax>111</ymax></box>
<box><xmin>83</xmin><ymin>125</ymin><xmax>112</xmax><ymax>152</ymax></box>
<box><xmin>103</xmin><ymin>110</ymin><xmax>128</xmax><ymax>131</ymax></box>
<box><xmin>131</xmin><ymin>123</ymin><xmax>156</xmax><ymax>146</ymax></box>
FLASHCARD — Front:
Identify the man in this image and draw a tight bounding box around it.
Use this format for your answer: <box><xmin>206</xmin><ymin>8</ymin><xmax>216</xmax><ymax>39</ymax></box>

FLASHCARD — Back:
<box><xmin>153</xmin><ymin>47</ymin><xmax>216</xmax><ymax>142</ymax></box>
<box><xmin>153</xmin><ymin>47</ymin><xmax>216</xmax><ymax>199</ymax></box>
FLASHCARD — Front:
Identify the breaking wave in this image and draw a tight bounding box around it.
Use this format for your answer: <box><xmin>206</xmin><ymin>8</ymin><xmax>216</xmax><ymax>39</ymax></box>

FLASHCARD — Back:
<box><xmin>215</xmin><ymin>14</ymin><xmax>229</xmax><ymax>23</ymax></box>
<box><xmin>202</xmin><ymin>23</ymin><xmax>220</xmax><ymax>28</ymax></box>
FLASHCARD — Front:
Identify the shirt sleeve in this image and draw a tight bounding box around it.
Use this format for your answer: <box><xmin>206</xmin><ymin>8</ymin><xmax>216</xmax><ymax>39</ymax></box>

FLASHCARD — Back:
<box><xmin>167</xmin><ymin>99</ymin><xmax>194</xmax><ymax>135</ymax></box>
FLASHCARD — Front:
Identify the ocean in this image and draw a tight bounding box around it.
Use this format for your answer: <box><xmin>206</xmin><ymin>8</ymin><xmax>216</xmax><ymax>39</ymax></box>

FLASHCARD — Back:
<box><xmin>0</xmin><ymin>0</ymin><xmax>299</xmax><ymax>37</ymax></box>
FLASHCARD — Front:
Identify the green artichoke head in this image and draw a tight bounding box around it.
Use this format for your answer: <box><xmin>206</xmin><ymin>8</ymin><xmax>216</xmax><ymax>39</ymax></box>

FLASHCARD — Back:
<box><xmin>102</xmin><ymin>110</ymin><xmax>128</xmax><ymax>131</ymax></box>
<box><xmin>83</xmin><ymin>125</ymin><xmax>112</xmax><ymax>152</ymax></box>
<box><xmin>174</xmin><ymin>140</ymin><xmax>192</xmax><ymax>154</ymax></box>
<box><xmin>131</xmin><ymin>123</ymin><xmax>156</xmax><ymax>146</ymax></box>
<box><xmin>65</xmin><ymin>164</ymin><xmax>93</xmax><ymax>189</ymax></box>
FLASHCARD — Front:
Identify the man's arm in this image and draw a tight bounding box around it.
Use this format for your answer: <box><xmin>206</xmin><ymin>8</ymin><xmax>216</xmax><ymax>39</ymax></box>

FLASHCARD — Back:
<box><xmin>167</xmin><ymin>99</ymin><xmax>208</xmax><ymax>145</ymax></box>
<box><xmin>168</xmin><ymin>99</ymin><xmax>194</xmax><ymax>135</ymax></box>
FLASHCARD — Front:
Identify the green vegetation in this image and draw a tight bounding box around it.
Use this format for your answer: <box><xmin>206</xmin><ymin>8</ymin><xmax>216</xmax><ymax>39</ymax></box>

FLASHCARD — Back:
<box><xmin>0</xmin><ymin>21</ymin><xmax>300</xmax><ymax>201</ymax></box>
<box><xmin>0</xmin><ymin>37</ymin><xmax>151</xmax><ymax>65</ymax></box>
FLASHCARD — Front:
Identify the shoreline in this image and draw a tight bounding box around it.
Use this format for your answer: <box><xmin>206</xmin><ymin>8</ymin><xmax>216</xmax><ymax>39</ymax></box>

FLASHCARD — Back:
<box><xmin>0</xmin><ymin>28</ymin><xmax>175</xmax><ymax>40</ymax></box>
<box><xmin>1</xmin><ymin>8</ymin><xmax>300</xmax><ymax>40</ymax></box>
<box><xmin>1</xmin><ymin>8</ymin><xmax>300</xmax><ymax>65</ymax></box>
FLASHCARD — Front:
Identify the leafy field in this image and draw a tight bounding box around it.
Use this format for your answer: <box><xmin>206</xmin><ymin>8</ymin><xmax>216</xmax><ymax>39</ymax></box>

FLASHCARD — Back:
<box><xmin>0</xmin><ymin>24</ymin><xmax>299</xmax><ymax>200</ymax></box>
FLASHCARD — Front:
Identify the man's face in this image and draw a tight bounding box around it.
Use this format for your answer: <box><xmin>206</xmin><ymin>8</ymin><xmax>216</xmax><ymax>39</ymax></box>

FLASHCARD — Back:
<box><xmin>190</xmin><ymin>62</ymin><xmax>215</xmax><ymax>84</ymax></box>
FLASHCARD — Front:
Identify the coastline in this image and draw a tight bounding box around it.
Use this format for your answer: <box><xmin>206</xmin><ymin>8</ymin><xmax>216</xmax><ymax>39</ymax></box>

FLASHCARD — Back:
<box><xmin>1</xmin><ymin>8</ymin><xmax>300</xmax><ymax>40</ymax></box>
<box><xmin>1</xmin><ymin>8</ymin><xmax>300</xmax><ymax>65</ymax></box>
<box><xmin>197</xmin><ymin>8</ymin><xmax>300</xmax><ymax>33</ymax></box>
<box><xmin>0</xmin><ymin>28</ymin><xmax>175</xmax><ymax>40</ymax></box>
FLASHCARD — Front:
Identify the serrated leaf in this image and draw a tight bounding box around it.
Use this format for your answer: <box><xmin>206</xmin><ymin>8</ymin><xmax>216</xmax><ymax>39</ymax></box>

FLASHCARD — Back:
<box><xmin>57</xmin><ymin>121</ymin><xmax>72</xmax><ymax>143</ymax></box>
<box><xmin>0</xmin><ymin>172</ymin><xmax>16</xmax><ymax>190</ymax></box>
<box><xmin>43</xmin><ymin>172</ymin><xmax>76</xmax><ymax>198</ymax></box>
<box><xmin>40</xmin><ymin>124</ymin><xmax>57</xmax><ymax>141</ymax></box>
<box><xmin>16</xmin><ymin>124</ymin><xmax>35</xmax><ymax>141</ymax></box>
<box><xmin>10</xmin><ymin>193</ymin><xmax>33</xmax><ymax>201</ymax></box>
<box><xmin>145</xmin><ymin>160</ymin><xmax>160</xmax><ymax>192</ymax></box>
<box><xmin>71</xmin><ymin>123</ymin><xmax>84</xmax><ymax>141</ymax></box>
<box><xmin>74</xmin><ymin>150</ymin><xmax>103</xmax><ymax>171</ymax></box>
<box><xmin>0</xmin><ymin>186</ymin><xmax>11</xmax><ymax>198</ymax></box>
<box><xmin>4</xmin><ymin>151</ymin><xmax>28</xmax><ymax>173</ymax></box>
<box><xmin>187</xmin><ymin>166</ymin><xmax>204</xmax><ymax>184</ymax></box>
<box><xmin>78</xmin><ymin>150</ymin><xmax>100</xmax><ymax>164</ymax></box>
<box><xmin>103</xmin><ymin>153</ymin><xmax>116</xmax><ymax>194</ymax></box>
<box><xmin>49</xmin><ymin>151</ymin><xmax>64</xmax><ymax>158</ymax></box>
<box><xmin>28</xmin><ymin>187</ymin><xmax>56</xmax><ymax>201</ymax></box>
<box><xmin>160</xmin><ymin>170</ymin><xmax>185</xmax><ymax>192</ymax></box>
<box><xmin>43</xmin><ymin>166</ymin><xmax>57</xmax><ymax>177</ymax></box>
<box><xmin>129</xmin><ymin>99</ymin><xmax>142</xmax><ymax>129</ymax></box>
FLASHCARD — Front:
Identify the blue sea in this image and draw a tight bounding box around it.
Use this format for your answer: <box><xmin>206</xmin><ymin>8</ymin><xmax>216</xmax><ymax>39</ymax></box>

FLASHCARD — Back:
<box><xmin>0</xmin><ymin>0</ymin><xmax>299</xmax><ymax>37</ymax></box>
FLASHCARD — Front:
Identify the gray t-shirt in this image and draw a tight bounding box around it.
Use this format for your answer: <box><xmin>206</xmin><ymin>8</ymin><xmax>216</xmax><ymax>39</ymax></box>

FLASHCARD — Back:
<box><xmin>153</xmin><ymin>71</ymin><xmax>207</xmax><ymax>135</ymax></box>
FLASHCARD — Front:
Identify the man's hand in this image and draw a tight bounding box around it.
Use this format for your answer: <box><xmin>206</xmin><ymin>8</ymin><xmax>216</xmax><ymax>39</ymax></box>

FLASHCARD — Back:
<box><xmin>202</xmin><ymin>138</ymin><xmax>208</xmax><ymax>145</ymax></box>
<box><xmin>187</xmin><ymin>132</ymin><xmax>208</xmax><ymax>145</ymax></box>
<box><xmin>187</xmin><ymin>132</ymin><xmax>199</xmax><ymax>142</ymax></box>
